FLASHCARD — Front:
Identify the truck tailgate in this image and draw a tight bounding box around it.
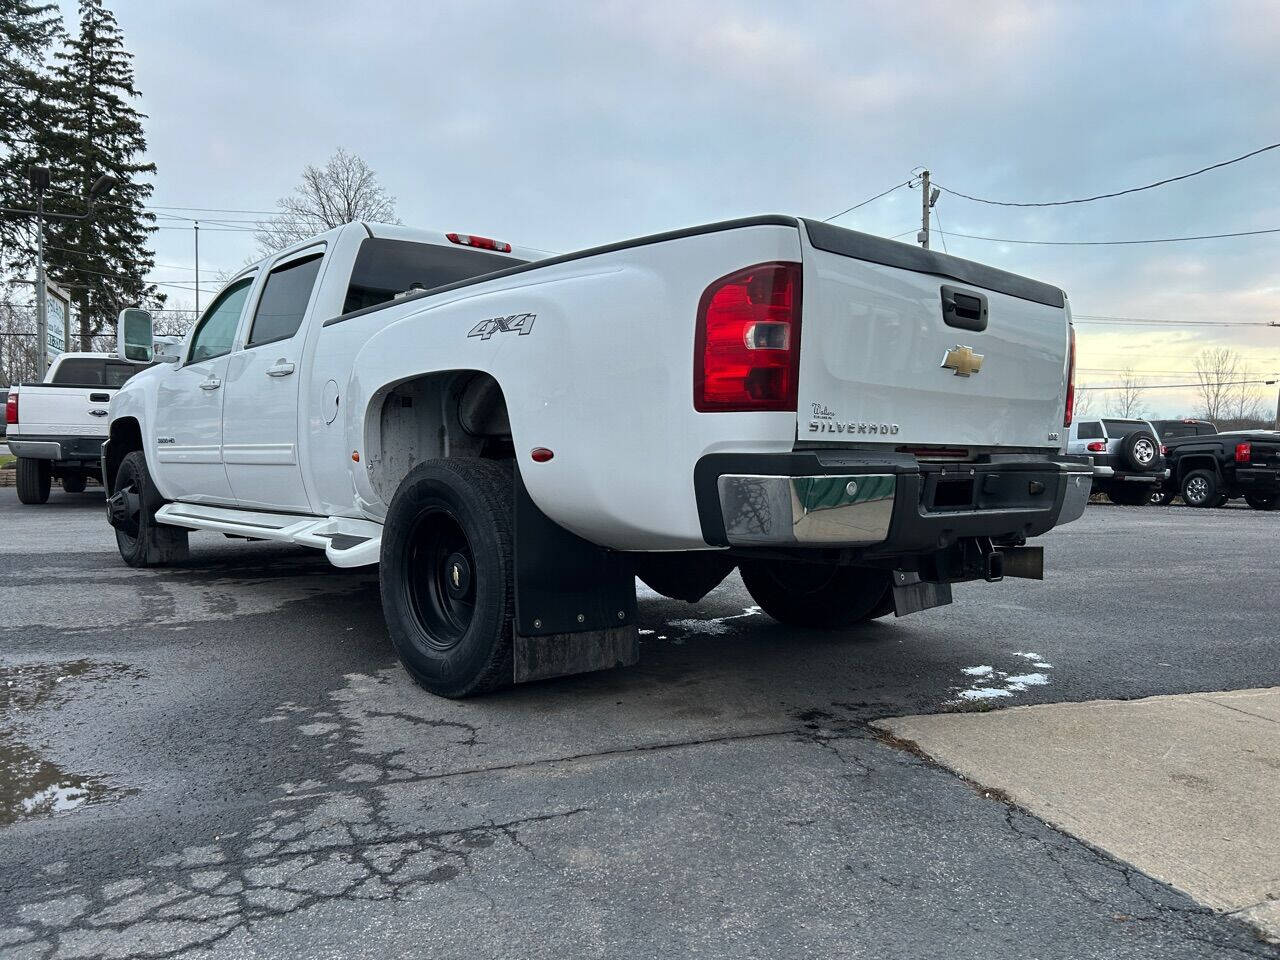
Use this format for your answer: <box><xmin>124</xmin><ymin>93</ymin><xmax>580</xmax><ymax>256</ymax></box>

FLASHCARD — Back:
<box><xmin>14</xmin><ymin>386</ymin><xmax>112</xmax><ymax>437</ymax></box>
<box><xmin>796</xmin><ymin>220</ymin><xmax>1069</xmax><ymax>451</ymax></box>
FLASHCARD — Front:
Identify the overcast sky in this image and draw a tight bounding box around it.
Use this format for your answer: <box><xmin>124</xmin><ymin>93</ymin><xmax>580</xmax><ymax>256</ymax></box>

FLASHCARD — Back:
<box><xmin>68</xmin><ymin>0</ymin><xmax>1280</xmax><ymax>416</ymax></box>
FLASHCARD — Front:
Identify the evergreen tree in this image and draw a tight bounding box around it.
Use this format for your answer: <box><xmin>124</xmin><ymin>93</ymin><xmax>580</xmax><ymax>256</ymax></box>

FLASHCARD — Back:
<box><xmin>0</xmin><ymin>1</ymin><xmax>63</xmax><ymax>279</ymax></box>
<box><xmin>41</xmin><ymin>0</ymin><xmax>158</xmax><ymax>348</ymax></box>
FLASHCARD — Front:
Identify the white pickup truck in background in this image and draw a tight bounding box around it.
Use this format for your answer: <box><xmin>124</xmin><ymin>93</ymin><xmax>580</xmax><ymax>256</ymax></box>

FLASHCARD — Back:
<box><xmin>6</xmin><ymin>352</ymin><xmax>152</xmax><ymax>503</ymax></box>
<box><xmin>103</xmin><ymin>215</ymin><xmax>1091</xmax><ymax>698</ymax></box>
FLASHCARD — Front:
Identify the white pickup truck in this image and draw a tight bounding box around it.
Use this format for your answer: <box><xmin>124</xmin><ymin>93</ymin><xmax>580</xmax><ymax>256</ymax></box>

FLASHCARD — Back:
<box><xmin>104</xmin><ymin>216</ymin><xmax>1091</xmax><ymax>698</ymax></box>
<box><xmin>6</xmin><ymin>352</ymin><xmax>151</xmax><ymax>503</ymax></box>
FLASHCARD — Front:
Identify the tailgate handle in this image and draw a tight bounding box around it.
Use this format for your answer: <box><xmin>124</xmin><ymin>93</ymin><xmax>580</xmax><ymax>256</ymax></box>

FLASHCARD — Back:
<box><xmin>89</xmin><ymin>392</ymin><xmax>111</xmax><ymax>403</ymax></box>
<box><xmin>940</xmin><ymin>285</ymin><xmax>988</xmax><ymax>332</ymax></box>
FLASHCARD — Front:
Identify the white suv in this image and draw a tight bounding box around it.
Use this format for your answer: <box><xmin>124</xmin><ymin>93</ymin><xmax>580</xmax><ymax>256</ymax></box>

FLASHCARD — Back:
<box><xmin>1067</xmin><ymin>418</ymin><xmax>1166</xmax><ymax>506</ymax></box>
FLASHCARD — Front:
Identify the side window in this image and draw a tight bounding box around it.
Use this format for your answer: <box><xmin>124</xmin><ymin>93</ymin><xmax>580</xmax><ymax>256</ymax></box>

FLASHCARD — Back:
<box><xmin>188</xmin><ymin>278</ymin><xmax>253</xmax><ymax>363</ymax></box>
<box><xmin>1076</xmin><ymin>421</ymin><xmax>1102</xmax><ymax>440</ymax></box>
<box><xmin>247</xmin><ymin>252</ymin><xmax>324</xmax><ymax>347</ymax></box>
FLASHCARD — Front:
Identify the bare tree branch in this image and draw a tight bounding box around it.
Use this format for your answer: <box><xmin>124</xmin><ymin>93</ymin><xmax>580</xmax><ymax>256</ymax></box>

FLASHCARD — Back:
<box><xmin>1114</xmin><ymin>367</ymin><xmax>1146</xmax><ymax>419</ymax></box>
<box><xmin>255</xmin><ymin>148</ymin><xmax>399</xmax><ymax>255</ymax></box>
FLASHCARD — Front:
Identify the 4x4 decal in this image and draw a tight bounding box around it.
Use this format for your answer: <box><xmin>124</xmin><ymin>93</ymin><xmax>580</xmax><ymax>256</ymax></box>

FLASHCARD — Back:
<box><xmin>467</xmin><ymin>312</ymin><xmax>536</xmax><ymax>340</ymax></box>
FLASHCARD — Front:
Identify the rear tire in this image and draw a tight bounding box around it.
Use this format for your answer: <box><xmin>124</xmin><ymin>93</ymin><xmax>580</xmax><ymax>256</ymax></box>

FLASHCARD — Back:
<box><xmin>16</xmin><ymin>457</ymin><xmax>50</xmax><ymax>504</ymax></box>
<box><xmin>110</xmin><ymin>450</ymin><xmax>189</xmax><ymax>567</ymax></box>
<box><xmin>1181</xmin><ymin>469</ymin><xmax>1219</xmax><ymax>508</ymax></box>
<box><xmin>1107</xmin><ymin>485</ymin><xmax>1152</xmax><ymax>506</ymax></box>
<box><xmin>1245</xmin><ymin>492</ymin><xmax>1278</xmax><ymax>511</ymax></box>
<box><xmin>61</xmin><ymin>471</ymin><xmax>87</xmax><ymax>494</ymax></box>
<box><xmin>380</xmin><ymin>459</ymin><xmax>515</xmax><ymax>699</ymax></box>
<box><xmin>739</xmin><ymin>560</ymin><xmax>892</xmax><ymax>629</ymax></box>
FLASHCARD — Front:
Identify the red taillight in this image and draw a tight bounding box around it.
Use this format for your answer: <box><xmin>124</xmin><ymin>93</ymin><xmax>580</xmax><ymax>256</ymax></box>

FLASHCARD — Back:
<box><xmin>446</xmin><ymin>232</ymin><xmax>512</xmax><ymax>253</ymax></box>
<box><xmin>4</xmin><ymin>390</ymin><xmax>16</xmax><ymax>425</ymax></box>
<box><xmin>1235</xmin><ymin>441</ymin><xmax>1252</xmax><ymax>463</ymax></box>
<box><xmin>1063</xmin><ymin>324</ymin><xmax>1076</xmax><ymax>427</ymax></box>
<box><xmin>694</xmin><ymin>262</ymin><xmax>802</xmax><ymax>412</ymax></box>
<box><xmin>1086</xmin><ymin>441</ymin><xmax>1105</xmax><ymax>453</ymax></box>
<box><xmin>1160</xmin><ymin>444</ymin><xmax>1169</xmax><ymax>456</ymax></box>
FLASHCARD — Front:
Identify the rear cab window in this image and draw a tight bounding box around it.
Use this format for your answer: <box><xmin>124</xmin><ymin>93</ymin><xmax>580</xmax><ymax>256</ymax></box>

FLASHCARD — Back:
<box><xmin>51</xmin><ymin>358</ymin><xmax>153</xmax><ymax>388</ymax></box>
<box><xmin>342</xmin><ymin>238</ymin><xmax>526</xmax><ymax>314</ymax></box>
<box><xmin>247</xmin><ymin>251</ymin><xmax>325</xmax><ymax>347</ymax></box>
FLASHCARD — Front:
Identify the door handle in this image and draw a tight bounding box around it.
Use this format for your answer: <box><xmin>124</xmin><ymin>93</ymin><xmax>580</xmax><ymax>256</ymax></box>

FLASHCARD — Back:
<box><xmin>199</xmin><ymin>378</ymin><xmax>222</xmax><ymax>391</ymax></box>
<box><xmin>266</xmin><ymin>360</ymin><xmax>296</xmax><ymax>377</ymax></box>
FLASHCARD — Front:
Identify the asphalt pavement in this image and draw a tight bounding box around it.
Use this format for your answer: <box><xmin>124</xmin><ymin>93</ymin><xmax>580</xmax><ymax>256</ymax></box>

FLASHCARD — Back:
<box><xmin>1</xmin><ymin>488</ymin><xmax>1277</xmax><ymax>959</ymax></box>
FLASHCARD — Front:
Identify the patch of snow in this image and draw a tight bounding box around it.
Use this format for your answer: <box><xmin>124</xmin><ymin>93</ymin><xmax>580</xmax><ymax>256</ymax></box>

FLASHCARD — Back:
<box><xmin>950</xmin><ymin>656</ymin><xmax>1055</xmax><ymax>704</ymax></box>
<box><xmin>958</xmin><ymin>687</ymin><xmax>1013</xmax><ymax>701</ymax></box>
<box><xmin>665</xmin><ymin>606</ymin><xmax>761</xmax><ymax>638</ymax></box>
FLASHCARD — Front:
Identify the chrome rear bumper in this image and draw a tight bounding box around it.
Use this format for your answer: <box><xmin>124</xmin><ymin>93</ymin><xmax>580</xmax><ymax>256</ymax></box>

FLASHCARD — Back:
<box><xmin>717</xmin><ymin>474</ymin><xmax>897</xmax><ymax>546</ymax></box>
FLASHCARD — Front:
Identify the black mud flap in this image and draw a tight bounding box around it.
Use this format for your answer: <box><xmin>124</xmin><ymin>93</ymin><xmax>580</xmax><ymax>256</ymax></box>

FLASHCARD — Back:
<box><xmin>891</xmin><ymin>570</ymin><xmax>953</xmax><ymax>617</ymax></box>
<box><xmin>513</xmin><ymin>473</ymin><xmax>638</xmax><ymax>683</ymax></box>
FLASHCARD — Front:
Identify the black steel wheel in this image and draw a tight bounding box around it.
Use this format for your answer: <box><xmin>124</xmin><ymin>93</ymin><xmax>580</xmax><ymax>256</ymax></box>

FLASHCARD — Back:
<box><xmin>405</xmin><ymin>509</ymin><xmax>477</xmax><ymax>651</ymax></box>
<box><xmin>380</xmin><ymin>459</ymin><xmax>515</xmax><ymax>698</ymax></box>
<box><xmin>110</xmin><ymin>450</ymin><xmax>189</xmax><ymax>567</ymax></box>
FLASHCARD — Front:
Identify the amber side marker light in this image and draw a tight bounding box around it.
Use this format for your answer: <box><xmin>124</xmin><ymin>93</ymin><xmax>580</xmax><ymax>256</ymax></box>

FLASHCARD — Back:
<box><xmin>351</xmin><ymin>451</ymin><xmax>360</xmax><ymax>463</ymax></box>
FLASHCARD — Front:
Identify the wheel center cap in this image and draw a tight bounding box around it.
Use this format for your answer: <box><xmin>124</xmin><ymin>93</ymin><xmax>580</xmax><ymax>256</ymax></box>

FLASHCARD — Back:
<box><xmin>444</xmin><ymin>552</ymin><xmax>471</xmax><ymax>598</ymax></box>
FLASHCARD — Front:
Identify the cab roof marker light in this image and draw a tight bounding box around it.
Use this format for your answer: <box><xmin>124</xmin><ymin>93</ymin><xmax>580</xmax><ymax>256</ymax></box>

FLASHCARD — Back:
<box><xmin>446</xmin><ymin>232</ymin><xmax>512</xmax><ymax>254</ymax></box>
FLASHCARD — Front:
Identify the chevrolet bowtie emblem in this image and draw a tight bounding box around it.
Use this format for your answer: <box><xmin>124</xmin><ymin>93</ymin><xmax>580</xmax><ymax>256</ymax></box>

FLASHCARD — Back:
<box><xmin>941</xmin><ymin>345</ymin><xmax>984</xmax><ymax>377</ymax></box>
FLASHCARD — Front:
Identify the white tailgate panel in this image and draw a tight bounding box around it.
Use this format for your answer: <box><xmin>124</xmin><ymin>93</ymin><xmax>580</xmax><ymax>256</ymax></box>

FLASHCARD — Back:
<box><xmin>797</xmin><ymin>251</ymin><xmax>1068</xmax><ymax>450</ymax></box>
<box><xmin>17</xmin><ymin>388</ymin><xmax>110</xmax><ymax>437</ymax></box>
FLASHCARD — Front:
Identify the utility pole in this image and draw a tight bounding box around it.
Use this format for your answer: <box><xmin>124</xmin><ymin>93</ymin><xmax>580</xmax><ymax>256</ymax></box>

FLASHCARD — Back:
<box><xmin>918</xmin><ymin>169</ymin><xmax>931</xmax><ymax>249</ymax></box>
<box><xmin>916</xmin><ymin>170</ymin><xmax>941</xmax><ymax>250</ymax></box>
<box><xmin>194</xmin><ymin>220</ymin><xmax>200</xmax><ymax>314</ymax></box>
<box><xmin>34</xmin><ymin>193</ymin><xmax>49</xmax><ymax>369</ymax></box>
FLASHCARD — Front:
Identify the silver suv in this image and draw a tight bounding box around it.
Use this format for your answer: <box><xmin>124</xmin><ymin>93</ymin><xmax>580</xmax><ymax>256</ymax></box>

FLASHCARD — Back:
<box><xmin>1067</xmin><ymin>418</ymin><xmax>1166</xmax><ymax>506</ymax></box>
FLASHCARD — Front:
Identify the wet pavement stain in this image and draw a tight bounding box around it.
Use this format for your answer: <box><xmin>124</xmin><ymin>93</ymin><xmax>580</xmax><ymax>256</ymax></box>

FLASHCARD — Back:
<box><xmin>0</xmin><ymin>660</ymin><xmax>139</xmax><ymax>826</ymax></box>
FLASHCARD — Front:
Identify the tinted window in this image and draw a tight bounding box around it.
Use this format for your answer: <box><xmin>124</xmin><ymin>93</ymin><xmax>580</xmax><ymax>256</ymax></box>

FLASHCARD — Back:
<box><xmin>342</xmin><ymin>239</ymin><xmax>525</xmax><ymax>314</ymax></box>
<box><xmin>1155</xmin><ymin>421</ymin><xmax>1195</xmax><ymax>440</ymax></box>
<box><xmin>1075</xmin><ymin>421</ymin><xmax>1103</xmax><ymax>440</ymax></box>
<box><xmin>189</xmin><ymin>278</ymin><xmax>253</xmax><ymax>363</ymax></box>
<box><xmin>248</xmin><ymin>253</ymin><xmax>324</xmax><ymax>347</ymax></box>
<box><xmin>1103</xmin><ymin>419</ymin><xmax>1148</xmax><ymax>438</ymax></box>
<box><xmin>51</xmin><ymin>359</ymin><xmax>151</xmax><ymax>388</ymax></box>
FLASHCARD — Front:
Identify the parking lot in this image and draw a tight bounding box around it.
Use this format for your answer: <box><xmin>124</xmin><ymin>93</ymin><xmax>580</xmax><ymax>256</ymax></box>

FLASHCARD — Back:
<box><xmin>1</xmin><ymin>488</ymin><xmax>1278</xmax><ymax>959</ymax></box>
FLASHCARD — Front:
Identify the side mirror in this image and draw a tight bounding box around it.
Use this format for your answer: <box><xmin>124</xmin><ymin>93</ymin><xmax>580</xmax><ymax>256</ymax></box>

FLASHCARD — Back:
<box><xmin>117</xmin><ymin>307</ymin><xmax>154</xmax><ymax>364</ymax></box>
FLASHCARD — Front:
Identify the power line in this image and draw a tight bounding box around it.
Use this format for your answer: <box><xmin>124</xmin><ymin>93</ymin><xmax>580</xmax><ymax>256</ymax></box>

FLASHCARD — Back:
<box><xmin>1073</xmin><ymin>315</ymin><xmax>1279</xmax><ymax>327</ymax></box>
<box><xmin>1078</xmin><ymin>377</ymin><xmax>1278</xmax><ymax>391</ymax></box>
<box><xmin>936</xmin><ymin>141</ymin><xmax>1280</xmax><ymax>207</ymax></box>
<box><xmin>936</xmin><ymin>225</ymin><xmax>1280</xmax><ymax>247</ymax></box>
<box><xmin>824</xmin><ymin>181</ymin><xmax>912</xmax><ymax>222</ymax></box>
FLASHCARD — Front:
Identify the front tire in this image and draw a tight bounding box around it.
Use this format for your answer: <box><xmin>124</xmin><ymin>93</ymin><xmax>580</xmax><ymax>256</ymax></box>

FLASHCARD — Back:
<box><xmin>16</xmin><ymin>457</ymin><xmax>51</xmax><ymax>504</ymax></box>
<box><xmin>738</xmin><ymin>560</ymin><xmax>892</xmax><ymax>629</ymax></box>
<box><xmin>380</xmin><ymin>459</ymin><xmax>515</xmax><ymax>698</ymax></box>
<box><xmin>1245</xmin><ymin>492</ymin><xmax>1278</xmax><ymax>511</ymax></box>
<box><xmin>110</xmin><ymin>450</ymin><xmax>189</xmax><ymax>567</ymax></box>
<box><xmin>61</xmin><ymin>471</ymin><xmax>87</xmax><ymax>494</ymax></box>
<box><xmin>1181</xmin><ymin>469</ymin><xmax>1219</xmax><ymax>508</ymax></box>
